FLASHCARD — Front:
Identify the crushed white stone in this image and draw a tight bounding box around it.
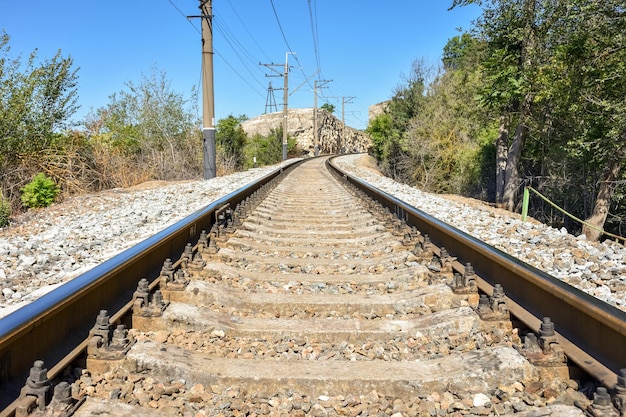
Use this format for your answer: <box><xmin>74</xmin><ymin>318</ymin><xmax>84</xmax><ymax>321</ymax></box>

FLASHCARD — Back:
<box><xmin>1</xmin><ymin>155</ymin><xmax>625</xmax><ymax>319</ymax></box>
<box><xmin>335</xmin><ymin>154</ymin><xmax>626</xmax><ymax>311</ymax></box>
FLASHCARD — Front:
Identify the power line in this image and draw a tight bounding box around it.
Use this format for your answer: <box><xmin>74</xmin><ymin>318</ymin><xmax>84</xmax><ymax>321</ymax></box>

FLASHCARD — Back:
<box><xmin>215</xmin><ymin>48</ymin><xmax>266</xmax><ymax>99</ymax></box>
<box><xmin>308</xmin><ymin>0</ymin><xmax>321</xmax><ymax>77</ymax></box>
<box><xmin>213</xmin><ymin>16</ymin><xmax>267</xmax><ymax>90</ymax></box>
<box><xmin>269</xmin><ymin>0</ymin><xmax>295</xmax><ymax>54</ymax></box>
<box><xmin>166</xmin><ymin>0</ymin><xmax>200</xmax><ymax>33</ymax></box>
<box><xmin>225</xmin><ymin>0</ymin><xmax>272</xmax><ymax>62</ymax></box>
<box><xmin>268</xmin><ymin>0</ymin><xmax>314</xmax><ymax>92</ymax></box>
<box><xmin>166</xmin><ymin>0</ymin><xmax>265</xmax><ymax>100</ymax></box>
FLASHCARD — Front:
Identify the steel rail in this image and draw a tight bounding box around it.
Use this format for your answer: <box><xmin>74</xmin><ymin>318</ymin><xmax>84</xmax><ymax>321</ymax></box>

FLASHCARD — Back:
<box><xmin>2</xmin><ymin>155</ymin><xmax>624</xmax><ymax>413</ymax></box>
<box><xmin>0</xmin><ymin>160</ymin><xmax>301</xmax><ymax>412</ymax></box>
<box><xmin>327</xmin><ymin>156</ymin><xmax>626</xmax><ymax>388</ymax></box>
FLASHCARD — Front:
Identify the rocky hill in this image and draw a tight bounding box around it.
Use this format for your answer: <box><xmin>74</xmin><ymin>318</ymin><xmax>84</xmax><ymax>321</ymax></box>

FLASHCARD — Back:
<box><xmin>241</xmin><ymin>108</ymin><xmax>371</xmax><ymax>156</ymax></box>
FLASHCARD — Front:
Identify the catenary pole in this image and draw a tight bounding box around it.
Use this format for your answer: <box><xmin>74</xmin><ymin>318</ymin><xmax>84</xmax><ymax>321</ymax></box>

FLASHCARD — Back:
<box><xmin>340</xmin><ymin>96</ymin><xmax>355</xmax><ymax>154</ymax></box>
<box><xmin>260</xmin><ymin>52</ymin><xmax>294</xmax><ymax>160</ymax></box>
<box><xmin>200</xmin><ymin>0</ymin><xmax>216</xmax><ymax>179</ymax></box>
<box><xmin>282</xmin><ymin>52</ymin><xmax>294</xmax><ymax>160</ymax></box>
<box><xmin>313</xmin><ymin>79</ymin><xmax>331</xmax><ymax>156</ymax></box>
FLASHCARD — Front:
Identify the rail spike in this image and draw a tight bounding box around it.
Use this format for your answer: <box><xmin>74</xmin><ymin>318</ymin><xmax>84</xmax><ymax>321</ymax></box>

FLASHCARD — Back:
<box><xmin>451</xmin><ymin>263</ymin><xmax>478</xmax><ymax>295</ymax></box>
<box><xmin>519</xmin><ymin>317</ymin><xmax>566</xmax><ymax>368</ymax></box>
<box><xmin>413</xmin><ymin>234</ymin><xmax>433</xmax><ymax>261</ymax></box>
<box><xmin>202</xmin><ymin>226</ymin><xmax>220</xmax><ymax>254</ymax></box>
<box><xmin>47</xmin><ymin>381</ymin><xmax>84</xmax><ymax>415</ymax></box>
<box><xmin>87</xmin><ymin>310</ymin><xmax>134</xmax><ymax>360</ymax></box>
<box><xmin>160</xmin><ymin>260</ymin><xmax>189</xmax><ymax>291</ymax></box>
<box><xmin>428</xmin><ymin>247</ymin><xmax>455</xmax><ymax>275</ymax></box>
<box><xmin>133</xmin><ymin>279</ymin><xmax>169</xmax><ymax>317</ymax></box>
<box><xmin>614</xmin><ymin>368</ymin><xmax>626</xmax><ymax>415</ymax></box>
<box><xmin>18</xmin><ymin>360</ymin><xmax>51</xmax><ymax>412</ymax></box>
<box><xmin>197</xmin><ymin>230</ymin><xmax>209</xmax><ymax>251</ymax></box>
<box><xmin>183</xmin><ymin>249</ymin><xmax>206</xmax><ymax>273</ymax></box>
<box><xmin>582</xmin><ymin>386</ymin><xmax>620</xmax><ymax>417</ymax></box>
<box><xmin>402</xmin><ymin>226</ymin><xmax>421</xmax><ymax>247</ymax></box>
<box><xmin>476</xmin><ymin>284</ymin><xmax>509</xmax><ymax>321</ymax></box>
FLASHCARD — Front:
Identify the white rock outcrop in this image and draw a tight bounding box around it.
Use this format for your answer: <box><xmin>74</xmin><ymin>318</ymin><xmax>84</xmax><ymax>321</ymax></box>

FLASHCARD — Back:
<box><xmin>241</xmin><ymin>108</ymin><xmax>371</xmax><ymax>156</ymax></box>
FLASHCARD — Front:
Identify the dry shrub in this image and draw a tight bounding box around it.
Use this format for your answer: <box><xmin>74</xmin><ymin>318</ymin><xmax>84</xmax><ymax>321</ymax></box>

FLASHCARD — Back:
<box><xmin>217</xmin><ymin>153</ymin><xmax>240</xmax><ymax>176</ymax></box>
<box><xmin>92</xmin><ymin>146</ymin><xmax>154</xmax><ymax>189</ymax></box>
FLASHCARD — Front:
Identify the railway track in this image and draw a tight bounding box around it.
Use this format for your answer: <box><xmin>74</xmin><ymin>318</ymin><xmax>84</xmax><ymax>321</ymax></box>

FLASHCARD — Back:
<box><xmin>1</xmin><ymin>156</ymin><xmax>626</xmax><ymax>416</ymax></box>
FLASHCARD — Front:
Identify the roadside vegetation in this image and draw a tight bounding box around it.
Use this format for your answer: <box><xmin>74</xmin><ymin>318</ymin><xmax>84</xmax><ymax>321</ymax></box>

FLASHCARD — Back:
<box><xmin>368</xmin><ymin>0</ymin><xmax>626</xmax><ymax>241</ymax></box>
<box><xmin>0</xmin><ymin>32</ymin><xmax>296</xmax><ymax>226</ymax></box>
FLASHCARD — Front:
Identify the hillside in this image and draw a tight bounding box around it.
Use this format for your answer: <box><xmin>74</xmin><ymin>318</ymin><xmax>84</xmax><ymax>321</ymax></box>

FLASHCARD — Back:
<box><xmin>241</xmin><ymin>108</ymin><xmax>371</xmax><ymax>156</ymax></box>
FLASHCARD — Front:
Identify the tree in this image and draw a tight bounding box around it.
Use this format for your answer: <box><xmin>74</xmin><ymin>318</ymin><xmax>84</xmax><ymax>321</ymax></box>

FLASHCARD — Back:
<box><xmin>85</xmin><ymin>67</ymin><xmax>201</xmax><ymax>184</ymax></box>
<box><xmin>320</xmin><ymin>103</ymin><xmax>335</xmax><ymax>114</ymax></box>
<box><xmin>243</xmin><ymin>126</ymin><xmax>297</xmax><ymax>168</ymax></box>
<box><xmin>365</xmin><ymin>59</ymin><xmax>433</xmax><ymax>181</ymax></box>
<box><xmin>452</xmin><ymin>0</ymin><xmax>572</xmax><ymax>211</ymax></box>
<box><xmin>404</xmin><ymin>36</ymin><xmax>494</xmax><ymax>195</ymax></box>
<box><xmin>0</xmin><ymin>32</ymin><xmax>79</xmax><ymax>206</ymax></box>
<box><xmin>451</xmin><ymin>0</ymin><xmax>626</xmax><ymax>238</ymax></box>
<box><xmin>216</xmin><ymin>115</ymin><xmax>248</xmax><ymax>172</ymax></box>
<box><xmin>366</xmin><ymin>113</ymin><xmax>393</xmax><ymax>161</ymax></box>
<box><xmin>546</xmin><ymin>0</ymin><xmax>626</xmax><ymax>240</ymax></box>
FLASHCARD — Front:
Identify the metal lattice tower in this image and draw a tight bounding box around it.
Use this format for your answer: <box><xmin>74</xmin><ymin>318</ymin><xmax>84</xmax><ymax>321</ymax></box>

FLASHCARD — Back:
<box><xmin>265</xmin><ymin>82</ymin><xmax>278</xmax><ymax>114</ymax></box>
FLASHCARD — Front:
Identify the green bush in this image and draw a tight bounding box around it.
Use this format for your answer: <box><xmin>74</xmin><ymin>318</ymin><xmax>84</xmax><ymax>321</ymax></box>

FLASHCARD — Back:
<box><xmin>0</xmin><ymin>194</ymin><xmax>10</xmax><ymax>227</ymax></box>
<box><xmin>20</xmin><ymin>173</ymin><xmax>60</xmax><ymax>208</ymax></box>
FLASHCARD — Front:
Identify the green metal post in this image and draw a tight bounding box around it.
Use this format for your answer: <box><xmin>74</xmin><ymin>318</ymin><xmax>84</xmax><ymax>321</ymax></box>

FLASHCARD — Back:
<box><xmin>521</xmin><ymin>187</ymin><xmax>529</xmax><ymax>222</ymax></box>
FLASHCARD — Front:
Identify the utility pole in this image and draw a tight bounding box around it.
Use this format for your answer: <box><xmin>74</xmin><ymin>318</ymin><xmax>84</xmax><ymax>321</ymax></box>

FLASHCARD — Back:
<box><xmin>199</xmin><ymin>0</ymin><xmax>216</xmax><ymax>179</ymax></box>
<box><xmin>260</xmin><ymin>52</ymin><xmax>295</xmax><ymax>160</ymax></box>
<box><xmin>340</xmin><ymin>96</ymin><xmax>355</xmax><ymax>154</ymax></box>
<box><xmin>281</xmin><ymin>52</ymin><xmax>295</xmax><ymax>160</ymax></box>
<box><xmin>313</xmin><ymin>79</ymin><xmax>331</xmax><ymax>156</ymax></box>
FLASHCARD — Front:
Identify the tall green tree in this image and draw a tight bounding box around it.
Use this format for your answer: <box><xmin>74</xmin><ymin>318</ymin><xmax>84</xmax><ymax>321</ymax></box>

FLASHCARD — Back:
<box><xmin>243</xmin><ymin>126</ymin><xmax>296</xmax><ymax>168</ymax></box>
<box><xmin>0</xmin><ymin>32</ymin><xmax>78</xmax><ymax>163</ymax></box>
<box><xmin>216</xmin><ymin>114</ymin><xmax>248</xmax><ymax>171</ymax></box>
<box><xmin>544</xmin><ymin>0</ymin><xmax>626</xmax><ymax>239</ymax></box>
<box><xmin>0</xmin><ymin>32</ymin><xmax>79</xmax><ymax>204</ymax></box>
<box><xmin>452</xmin><ymin>0</ymin><xmax>626</xmax><ymax>238</ymax></box>
<box><xmin>366</xmin><ymin>59</ymin><xmax>431</xmax><ymax>182</ymax></box>
<box><xmin>454</xmin><ymin>0</ymin><xmax>580</xmax><ymax>211</ymax></box>
<box><xmin>320</xmin><ymin>103</ymin><xmax>335</xmax><ymax>114</ymax></box>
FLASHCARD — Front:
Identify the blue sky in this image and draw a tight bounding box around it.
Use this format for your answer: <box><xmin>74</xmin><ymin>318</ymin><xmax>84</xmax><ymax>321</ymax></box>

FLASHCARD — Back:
<box><xmin>0</xmin><ymin>1</ymin><xmax>481</xmax><ymax>130</ymax></box>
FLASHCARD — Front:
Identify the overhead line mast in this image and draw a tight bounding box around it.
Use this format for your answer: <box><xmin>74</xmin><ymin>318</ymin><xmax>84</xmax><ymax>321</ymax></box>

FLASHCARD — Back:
<box><xmin>191</xmin><ymin>0</ymin><xmax>216</xmax><ymax>179</ymax></box>
<box><xmin>313</xmin><ymin>79</ymin><xmax>331</xmax><ymax>156</ymax></box>
<box><xmin>260</xmin><ymin>51</ymin><xmax>295</xmax><ymax>160</ymax></box>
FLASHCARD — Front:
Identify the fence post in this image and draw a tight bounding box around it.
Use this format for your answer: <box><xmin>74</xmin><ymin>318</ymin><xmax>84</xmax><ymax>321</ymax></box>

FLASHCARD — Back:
<box><xmin>521</xmin><ymin>187</ymin><xmax>529</xmax><ymax>222</ymax></box>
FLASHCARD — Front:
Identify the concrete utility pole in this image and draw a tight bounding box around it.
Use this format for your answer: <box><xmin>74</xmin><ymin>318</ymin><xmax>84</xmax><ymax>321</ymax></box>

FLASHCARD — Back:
<box><xmin>260</xmin><ymin>52</ymin><xmax>295</xmax><ymax>161</ymax></box>
<box><xmin>313</xmin><ymin>79</ymin><xmax>331</xmax><ymax>156</ymax></box>
<box><xmin>340</xmin><ymin>96</ymin><xmax>355</xmax><ymax>154</ymax></box>
<box><xmin>200</xmin><ymin>0</ymin><xmax>216</xmax><ymax>179</ymax></box>
<box><xmin>281</xmin><ymin>52</ymin><xmax>295</xmax><ymax>160</ymax></box>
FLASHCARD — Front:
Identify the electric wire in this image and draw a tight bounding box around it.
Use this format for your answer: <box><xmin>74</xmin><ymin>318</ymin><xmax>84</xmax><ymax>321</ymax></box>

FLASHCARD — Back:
<box><xmin>167</xmin><ymin>0</ymin><xmax>200</xmax><ymax>34</ymax></box>
<box><xmin>214</xmin><ymin>15</ymin><xmax>267</xmax><ymax>91</ymax></box>
<box><xmin>214</xmin><ymin>48</ymin><xmax>266</xmax><ymax>99</ymax></box>
<box><xmin>225</xmin><ymin>0</ymin><xmax>272</xmax><ymax>63</ymax></box>
<box><xmin>308</xmin><ymin>0</ymin><xmax>321</xmax><ymax>79</ymax></box>
<box><xmin>268</xmin><ymin>0</ymin><xmax>314</xmax><ymax>92</ymax></box>
<box><xmin>269</xmin><ymin>0</ymin><xmax>295</xmax><ymax>55</ymax></box>
<box><xmin>322</xmin><ymin>84</ymin><xmax>367</xmax><ymax>129</ymax></box>
<box><xmin>171</xmin><ymin>0</ymin><xmax>361</xmax><ymax>127</ymax></box>
<box><xmin>167</xmin><ymin>0</ymin><xmax>265</xmax><ymax>102</ymax></box>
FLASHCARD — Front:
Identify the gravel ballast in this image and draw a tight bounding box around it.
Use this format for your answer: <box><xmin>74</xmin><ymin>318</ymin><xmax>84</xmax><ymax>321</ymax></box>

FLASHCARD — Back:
<box><xmin>1</xmin><ymin>155</ymin><xmax>625</xmax><ymax>318</ymax></box>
